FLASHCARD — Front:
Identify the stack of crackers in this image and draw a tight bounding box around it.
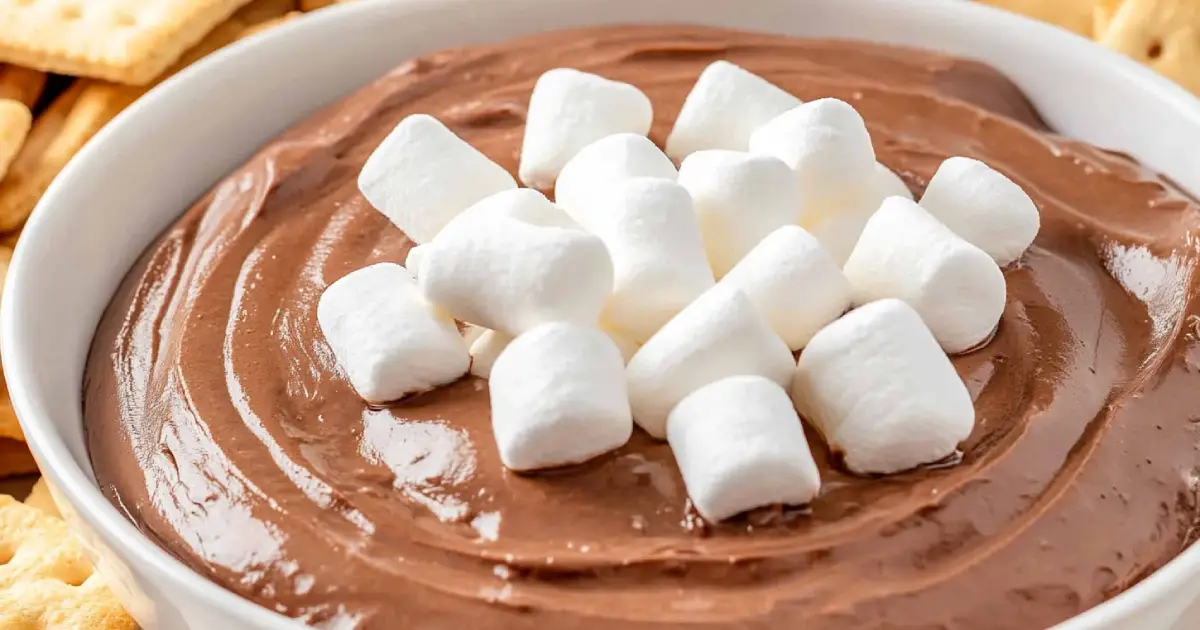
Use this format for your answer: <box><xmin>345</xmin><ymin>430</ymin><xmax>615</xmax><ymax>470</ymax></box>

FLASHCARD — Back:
<box><xmin>0</xmin><ymin>0</ymin><xmax>1192</xmax><ymax>626</ymax></box>
<box><xmin>0</xmin><ymin>0</ymin><xmax>350</xmax><ymax>627</ymax></box>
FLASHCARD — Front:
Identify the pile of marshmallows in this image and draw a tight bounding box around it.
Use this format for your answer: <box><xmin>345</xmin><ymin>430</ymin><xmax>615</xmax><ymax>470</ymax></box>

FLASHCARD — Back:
<box><xmin>318</xmin><ymin>61</ymin><xmax>1040</xmax><ymax>522</ymax></box>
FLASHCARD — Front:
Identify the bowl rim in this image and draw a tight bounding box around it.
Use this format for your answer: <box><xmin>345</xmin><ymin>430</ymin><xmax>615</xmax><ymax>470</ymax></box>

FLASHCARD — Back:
<box><xmin>4</xmin><ymin>0</ymin><xmax>1200</xmax><ymax>628</ymax></box>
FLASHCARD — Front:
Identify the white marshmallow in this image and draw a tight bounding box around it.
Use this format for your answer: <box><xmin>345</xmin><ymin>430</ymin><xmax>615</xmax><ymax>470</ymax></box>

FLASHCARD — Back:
<box><xmin>665</xmin><ymin>61</ymin><xmax>802</xmax><ymax>160</ymax></box>
<box><xmin>592</xmin><ymin>178</ymin><xmax>715</xmax><ymax>344</ymax></box>
<box><xmin>554</xmin><ymin>133</ymin><xmax>678</xmax><ymax>231</ymax></box>
<box><xmin>469</xmin><ymin>329</ymin><xmax>513</xmax><ymax>379</ymax></box>
<box><xmin>626</xmin><ymin>285</ymin><xmax>794</xmax><ymax>439</ymax></box>
<box><xmin>749</xmin><ymin>98</ymin><xmax>876</xmax><ymax>221</ymax></box>
<box><xmin>317</xmin><ymin>263</ymin><xmax>469</xmax><ymax>403</ymax></box>
<box><xmin>874</xmin><ymin>162</ymin><xmax>912</xmax><ymax>201</ymax></box>
<box><xmin>358</xmin><ymin>114</ymin><xmax>516</xmax><ymax>243</ymax></box>
<box><xmin>842</xmin><ymin>197</ymin><xmax>1006</xmax><ymax>354</ymax></box>
<box><xmin>405</xmin><ymin>244</ymin><xmax>428</xmax><ymax>278</ymax></box>
<box><xmin>677</xmin><ymin>150</ymin><xmax>800</xmax><ymax>278</ymax></box>
<box><xmin>919</xmin><ymin>156</ymin><xmax>1040</xmax><ymax>266</ymax></box>
<box><xmin>519</xmin><ymin>69</ymin><xmax>653</xmax><ymax>189</ymax></box>
<box><xmin>719</xmin><ymin>226</ymin><xmax>851</xmax><ymax>350</ymax></box>
<box><xmin>668</xmin><ymin>375</ymin><xmax>820</xmax><ymax>521</ymax></box>
<box><xmin>490</xmin><ymin>322</ymin><xmax>633</xmax><ymax>471</ymax></box>
<box><xmin>805</xmin><ymin>161</ymin><xmax>912</xmax><ymax>265</ymax></box>
<box><xmin>438</xmin><ymin>188</ymin><xmax>582</xmax><ymax>237</ymax></box>
<box><xmin>419</xmin><ymin>214</ymin><xmax>614</xmax><ymax>336</ymax></box>
<box><xmin>791</xmin><ymin>299</ymin><xmax>974</xmax><ymax>475</ymax></box>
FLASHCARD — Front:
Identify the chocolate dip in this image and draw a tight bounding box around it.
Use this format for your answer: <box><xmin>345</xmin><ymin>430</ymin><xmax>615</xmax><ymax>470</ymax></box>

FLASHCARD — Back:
<box><xmin>83</xmin><ymin>25</ymin><xmax>1200</xmax><ymax>630</ymax></box>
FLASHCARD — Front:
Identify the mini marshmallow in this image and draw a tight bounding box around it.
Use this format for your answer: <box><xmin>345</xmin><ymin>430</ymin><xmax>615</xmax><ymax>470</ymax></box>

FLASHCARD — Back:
<box><xmin>842</xmin><ymin>197</ymin><xmax>1006</xmax><ymax>353</ymax></box>
<box><xmin>718</xmin><ymin>226</ymin><xmax>851</xmax><ymax>350</ymax></box>
<box><xmin>490</xmin><ymin>322</ymin><xmax>633</xmax><ymax>471</ymax></box>
<box><xmin>318</xmin><ymin>263</ymin><xmax>469</xmax><ymax>402</ymax></box>
<box><xmin>668</xmin><ymin>375</ymin><xmax>820</xmax><ymax>521</ymax></box>
<box><xmin>919</xmin><ymin>156</ymin><xmax>1040</xmax><ymax>266</ymax></box>
<box><xmin>439</xmin><ymin>188</ymin><xmax>581</xmax><ymax>235</ymax></box>
<box><xmin>626</xmin><ymin>285</ymin><xmax>794</xmax><ymax>439</ymax></box>
<box><xmin>749</xmin><ymin>98</ymin><xmax>876</xmax><ymax>221</ymax></box>
<box><xmin>554</xmin><ymin>133</ymin><xmax>678</xmax><ymax>231</ymax></box>
<box><xmin>874</xmin><ymin>162</ymin><xmax>912</xmax><ymax>201</ymax></box>
<box><xmin>405</xmin><ymin>245</ymin><xmax>428</xmax><ymax>278</ymax></box>
<box><xmin>592</xmin><ymin>178</ymin><xmax>715</xmax><ymax>344</ymax></box>
<box><xmin>358</xmin><ymin>114</ymin><xmax>516</xmax><ymax>243</ymax></box>
<box><xmin>469</xmin><ymin>329</ymin><xmax>513</xmax><ymax>378</ymax></box>
<box><xmin>665</xmin><ymin>61</ymin><xmax>802</xmax><ymax>160</ymax></box>
<box><xmin>419</xmin><ymin>214</ymin><xmax>614</xmax><ymax>336</ymax></box>
<box><xmin>791</xmin><ymin>299</ymin><xmax>975</xmax><ymax>475</ymax></box>
<box><xmin>677</xmin><ymin>150</ymin><xmax>800</xmax><ymax>278</ymax></box>
<box><xmin>519</xmin><ymin>68</ymin><xmax>653</xmax><ymax>189</ymax></box>
<box><xmin>805</xmin><ymin>161</ymin><xmax>913</xmax><ymax>265</ymax></box>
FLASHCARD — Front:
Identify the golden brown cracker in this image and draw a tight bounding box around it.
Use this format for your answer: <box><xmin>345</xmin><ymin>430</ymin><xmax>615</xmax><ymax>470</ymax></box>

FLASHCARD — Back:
<box><xmin>23</xmin><ymin>479</ymin><xmax>59</xmax><ymax>519</ymax></box>
<box><xmin>0</xmin><ymin>396</ymin><xmax>23</xmax><ymax>442</ymax></box>
<box><xmin>240</xmin><ymin>11</ymin><xmax>302</xmax><ymax>39</ymax></box>
<box><xmin>0</xmin><ymin>439</ymin><xmax>36</xmax><ymax>478</ymax></box>
<box><xmin>1095</xmin><ymin>0</ymin><xmax>1200</xmax><ymax>95</ymax></box>
<box><xmin>174</xmin><ymin>0</ymin><xmax>299</xmax><ymax>62</ymax></box>
<box><xmin>0</xmin><ymin>0</ymin><xmax>259</xmax><ymax>85</ymax></box>
<box><xmin>0</xmin><ymin>66</ymin><xmax>47</xmax><ymax>110</ymax></box>
<box><xmin>0</xmin><ymin>0</ymin><xmax>299</xmax><ymax>234</ymax></box>
<box><xmin>300</xmin><ymin>0</ymin><xmax>340</xmax><ymax>10</ymax></box>
<box><xmin>0</xmin><ymin>66</ymin><xmax>43</xmax><ymax>182</ymax></box>
<box><xmin>238</xmin><ymin>0</ymin><xmax>301</xmax><ymax>22</ymax></box>
<box><xmin>0</xmin><ymin>495</ymin><xmax>136</xmax><ymax>629</ymax></box>
<box><xmin>978</xmin><ymin>0</ymin><xmax>1104</xmax><ymax>36</ymax></box>
<box><xmin>0</xmin><ymin>228</ymin><xmax>20</xmax><ymax>248</ymax></box>
<box><xmin>0</xmin><ymin>99</ymin><xmax>32</xmax><ymax>183</ymax></box>
<box><xmin>0</xmin><ymin>81</ymin><xmax>141</xmax><ymax>233</ymax></box>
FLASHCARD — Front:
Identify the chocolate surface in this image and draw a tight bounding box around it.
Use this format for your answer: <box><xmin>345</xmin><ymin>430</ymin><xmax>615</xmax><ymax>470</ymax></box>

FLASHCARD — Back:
<box><xmin>83</xmin><ymin>25</ymin><xmax>1200</xmax><ymax>630</ymax></box>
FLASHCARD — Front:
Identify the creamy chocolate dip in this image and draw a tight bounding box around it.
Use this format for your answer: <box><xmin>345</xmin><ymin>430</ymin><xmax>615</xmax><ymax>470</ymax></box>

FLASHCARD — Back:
<box><xmin>83</xmin><ymin>25</ymin><xmax>1200</xmax><ymax>630</ymax></box>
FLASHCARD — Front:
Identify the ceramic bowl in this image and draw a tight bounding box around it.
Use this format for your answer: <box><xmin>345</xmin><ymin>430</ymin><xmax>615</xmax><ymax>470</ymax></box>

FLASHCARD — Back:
<box><xmin>4</xmin><ymin>0</ymin><xmax>1200</xmax><ymax>628</ymax></box>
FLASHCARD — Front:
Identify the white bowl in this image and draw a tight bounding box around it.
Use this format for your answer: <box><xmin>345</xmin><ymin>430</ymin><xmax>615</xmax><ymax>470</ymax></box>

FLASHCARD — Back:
<box><xmin>4</xmin><ymin>0</ymin><xmax>1200</xmax><ymax>628</ymax></box>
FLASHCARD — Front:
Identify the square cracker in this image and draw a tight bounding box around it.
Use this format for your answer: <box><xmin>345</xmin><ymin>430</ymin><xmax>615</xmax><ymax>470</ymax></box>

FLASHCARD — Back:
<box><xmin>0</xmin><ymin>0</ymin><xmax>299</xmax><ymax>233</ymax></box>
<box><xmin>0</xmin><ymin>495</ymin><xmax>136</xmax><ymax>628</ymax></box>
<box><xmin>1095</xmin><ymin>0</ymin><xmax>1200</xmax><ymax>95</ymax></box>
<box><xmin>0</xmin><ymin>0</ymin><xmax>259</xmax><ymax>85</ymax></box>
<box><xmin>23</xmin><ymin>479</ymin><xmax>59</xmax><ymax>519</ymax></box>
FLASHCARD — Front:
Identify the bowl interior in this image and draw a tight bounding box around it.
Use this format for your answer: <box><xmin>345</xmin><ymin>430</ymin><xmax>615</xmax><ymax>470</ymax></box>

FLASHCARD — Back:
<box><xmin>4</xmin><ymin>0</ymin><xmax>1200</xmax><ymax>628</ymax></box>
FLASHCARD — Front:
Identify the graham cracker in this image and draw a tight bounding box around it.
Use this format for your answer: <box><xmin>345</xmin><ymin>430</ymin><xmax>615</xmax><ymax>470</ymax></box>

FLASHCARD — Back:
<box><xmin>0</xmin><ymin>495</ymin><xmax>136</xmax><ymax>629</ymax></box>
<box><xmin>0</xmin><ymin>0</ymin><xmax>260</xmax><ymax>85</ymax></box>
<box><xmin>0</xmin><ymin>0</ymin><xmax>299</xmax><ymax>234</ymax></box>
<box><xmin>23</xmin><ymin>479</ymin><xmax>59</xmax><ymax>519</ymax></box>
<box><xmin>1095</xmin><ymin>0</ymin><xmax>1200</xmax><ymax>95</ymax></box>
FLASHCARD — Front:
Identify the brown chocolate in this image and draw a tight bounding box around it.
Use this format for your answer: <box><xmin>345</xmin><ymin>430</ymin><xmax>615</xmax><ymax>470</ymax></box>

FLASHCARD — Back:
<box><xmin>82</xmin><ymin>25</ymin><xmax>1200</xmax><ymax>630</ymax></box>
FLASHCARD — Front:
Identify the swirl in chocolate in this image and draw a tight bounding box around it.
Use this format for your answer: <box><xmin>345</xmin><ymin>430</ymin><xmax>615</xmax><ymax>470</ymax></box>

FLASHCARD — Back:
<box><xmin>83</xmin><ymin>25</ymin><xmax>1200</xmax><ymax>630</ymax></box>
